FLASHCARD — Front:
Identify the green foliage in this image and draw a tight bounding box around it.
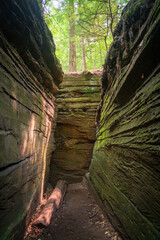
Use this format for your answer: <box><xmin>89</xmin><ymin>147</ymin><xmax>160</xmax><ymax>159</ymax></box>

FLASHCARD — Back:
<box><xmin>44</xmin><ymin>0</ymin><xmax>129</xmax><ymax>72</ymax></box>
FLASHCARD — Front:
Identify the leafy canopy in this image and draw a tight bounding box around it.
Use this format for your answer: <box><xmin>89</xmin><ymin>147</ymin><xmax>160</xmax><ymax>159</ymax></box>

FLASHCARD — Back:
<box><xmin>43</xmin><ymin>0</ymin><xmax>129</xmax><ymax>72</ymax></box>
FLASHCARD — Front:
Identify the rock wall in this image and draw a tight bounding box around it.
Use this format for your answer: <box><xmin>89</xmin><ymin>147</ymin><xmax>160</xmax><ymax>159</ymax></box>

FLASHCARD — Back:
<box><xmin>89</xmin><ymin>0</ymin><xmax>160</xmax><ymax>239</ymax></box>
<box><xmin>49</xmin><ymin>71</ymin><xmax>101</xmax><ymax>184</ymax></box>
<box><xmin>0</xmin><ymin>1</ymin><xmax>62</xmax><ymax>239</ymax></box>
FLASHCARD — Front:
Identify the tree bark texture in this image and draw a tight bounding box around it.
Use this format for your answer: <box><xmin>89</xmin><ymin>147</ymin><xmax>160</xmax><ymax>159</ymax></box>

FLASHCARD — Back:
<box><xmin>33</xmin><ymin>180</ymin><xmax>68</xmax><ymax>227</ymax></box>
<box><xmin>69</xmin><ymin>0</ymin><xmax>77</xmax><ymax>72</ymax></box>
<box><xmin>81</xmin><ymin>38</ymin><xmax>87</xmax><ymax>71</ymax></box>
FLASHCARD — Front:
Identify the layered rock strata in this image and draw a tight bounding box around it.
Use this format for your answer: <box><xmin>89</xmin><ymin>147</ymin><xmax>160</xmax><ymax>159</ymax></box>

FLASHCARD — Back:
<box><xmin>50</xmin><ymin>71</ymin><xmax>101</xmax><ymax>184</ymax></box>
<box><xmin>89</xmin><ymin>0</ymin><xmax>160</xmax><ymax>239</ymax></box>
<box><xmin>0</xmin><ymin>1</ymin><xmax>62</xmax><ymax>239</ymax></box>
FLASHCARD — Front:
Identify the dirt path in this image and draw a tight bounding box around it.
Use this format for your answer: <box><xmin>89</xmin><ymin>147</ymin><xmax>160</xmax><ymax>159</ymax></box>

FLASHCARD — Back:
<box><xmin>25</xmin><ymin>182</ymin><xmax>122</xmax><ymax>240</ymax></box>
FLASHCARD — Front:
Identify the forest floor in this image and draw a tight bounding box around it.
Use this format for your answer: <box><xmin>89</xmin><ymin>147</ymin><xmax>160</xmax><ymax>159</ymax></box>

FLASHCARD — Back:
<box><xmin>24</xmin><ymin>181</ymin><xmax>122</xmax><ymax>240</ymax></box>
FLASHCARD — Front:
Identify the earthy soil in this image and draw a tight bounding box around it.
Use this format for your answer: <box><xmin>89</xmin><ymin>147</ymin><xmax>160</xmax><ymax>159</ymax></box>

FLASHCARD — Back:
<box><xmin>24</xmin><ymin>182</ymin><xmax>122</xmax><ymax>240</ymax></box>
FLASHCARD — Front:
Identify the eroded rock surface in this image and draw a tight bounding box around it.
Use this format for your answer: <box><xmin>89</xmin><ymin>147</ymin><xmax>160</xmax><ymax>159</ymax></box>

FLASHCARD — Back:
<box><xmin>89</xmin><ymin>0</ymin><xmax>160</xmax><ymax>239</ymax></box>
<box><xmin>0</xmin><ymin>1</ymin><xmax>63</xmax><ymax>239</ymax></box>
<box><xmin>49</xmin><ymin>72</ymin><xmax>101</xmax><ymax>184</ymax></box>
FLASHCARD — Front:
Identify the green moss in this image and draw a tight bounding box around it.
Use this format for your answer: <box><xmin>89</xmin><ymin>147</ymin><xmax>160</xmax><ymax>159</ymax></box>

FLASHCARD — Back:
<box><xmin>74</xmin><ymin>97</ymin><xmax>85</xmax><ymax>102</ymax></box>
<box><xmin>9</xmin><ymin>233</ymin><xmax>16</xmax><ymax>240</ymax></box>
<box><xmin>122</xmin><ymin>0</ymin><xmax>142</xmax><ymax>19</ymax></box>
<box><xmin>150</xmin><ymin>0</ymin><xmax>160</xmax><ymax>21</ymax></box>
<box><xmin>89</xmin><ymin>155</ymin><xmax>160</xmax><ymax>240</ymax></box>
<box><xmin>86</xmin><ymin>87</ymin><xmax>100</xmax><ymax>97</ymax></box>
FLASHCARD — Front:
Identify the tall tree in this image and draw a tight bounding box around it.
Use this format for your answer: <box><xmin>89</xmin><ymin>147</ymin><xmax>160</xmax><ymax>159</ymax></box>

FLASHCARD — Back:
<box><xmin>43</xmin><ymin>0</ymin><xmax>129</xmax><ymax>72</ymax></box>
<box><xmin>69</xmin><ymin>0</ymin><xmax>77</xmax><ymax>72</ymax></box>
<box><xmin>81</xmin><ymin>38</ymin><xmax>87</xmax><ymax>71</ymax></box>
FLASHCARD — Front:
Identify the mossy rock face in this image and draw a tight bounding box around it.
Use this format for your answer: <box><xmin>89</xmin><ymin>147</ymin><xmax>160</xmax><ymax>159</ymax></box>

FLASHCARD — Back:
<box><xmin>89</xmin><ymin>1</ymin><xmax>160</xmax><ymax>240</ymax></box>
<box><xmin>49</xmin><ymin>72</ymin><xmax>101</xmax><ymax>184</ymax></box>
<box><xmin>0</xmin><ymin>0</ymin><xmax>63</xmax><ymax>94</ymax></box>
<box><xmin>0</xmin><ymin>0</ymin><xmax>62</xmax><ymax>239</ymax></box>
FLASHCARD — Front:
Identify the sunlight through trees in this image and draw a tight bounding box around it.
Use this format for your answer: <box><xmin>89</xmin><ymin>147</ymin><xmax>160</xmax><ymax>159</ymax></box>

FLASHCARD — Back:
<box><xmin>41</xmin><ymin>0</ymin><xmax>129</xmax><ymax>72</ymax></box>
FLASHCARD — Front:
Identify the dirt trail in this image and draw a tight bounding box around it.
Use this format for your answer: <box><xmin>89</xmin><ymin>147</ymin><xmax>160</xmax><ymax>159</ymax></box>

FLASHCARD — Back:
<box><xmin>25</xmin><ymin>182</ymin><xmax>122</xmax><ymax>240</ymax></box>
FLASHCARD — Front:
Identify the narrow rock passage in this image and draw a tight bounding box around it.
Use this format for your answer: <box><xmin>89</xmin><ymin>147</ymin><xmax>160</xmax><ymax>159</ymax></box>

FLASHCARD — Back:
<box><xmin>25</xmin><ymin>182</ymin><xmax>122</xmax><ymax>240</ymax></box>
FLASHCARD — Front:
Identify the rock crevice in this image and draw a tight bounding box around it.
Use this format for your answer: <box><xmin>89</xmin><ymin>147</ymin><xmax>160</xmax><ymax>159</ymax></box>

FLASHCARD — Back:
<box><xmin>49</xmin><ymin>71</ymin><xmax>101</xmax><ymax>184</ymax></box>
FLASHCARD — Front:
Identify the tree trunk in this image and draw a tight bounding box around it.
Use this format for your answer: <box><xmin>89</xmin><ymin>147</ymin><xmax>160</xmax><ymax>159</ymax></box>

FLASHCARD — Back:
<box><xmin>104</xmin><ymin>36</ymin><xmax>108</xmax><ymax>51</ymax></box>
<box><xmin>81</xmin><ymin>38</ymin><xmax>87</xmax><ymax>71</ymax></box>
<box><xmin>33</xmin><ymin>180</ymin><xmax>68</xmax><ymax>227</ymax></box>
<box><xmin>98</xmin><ymin>40</ymin><xmax>102</xmax><ymax>66</ymax></box>
<box><xmin>69</xmin><ymin>0</ymin><xmax>77</xmax><ymax>72</ymax></box>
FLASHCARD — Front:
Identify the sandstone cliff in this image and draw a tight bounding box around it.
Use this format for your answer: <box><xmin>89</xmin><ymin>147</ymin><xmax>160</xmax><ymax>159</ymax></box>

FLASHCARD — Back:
<box><xmin>0</xmin><ymin>1</ymin><xmax>62</xmax><ymax>239</ymax></box>
<box><xmin>89</xmin><ymin>0</ymin><xmax>160</xmax><ymax>239</ymax></box>
<box><xmin>49</xmin><ymin>71</ymin><xmax>101</xmax><ymax>184</ymax></box>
